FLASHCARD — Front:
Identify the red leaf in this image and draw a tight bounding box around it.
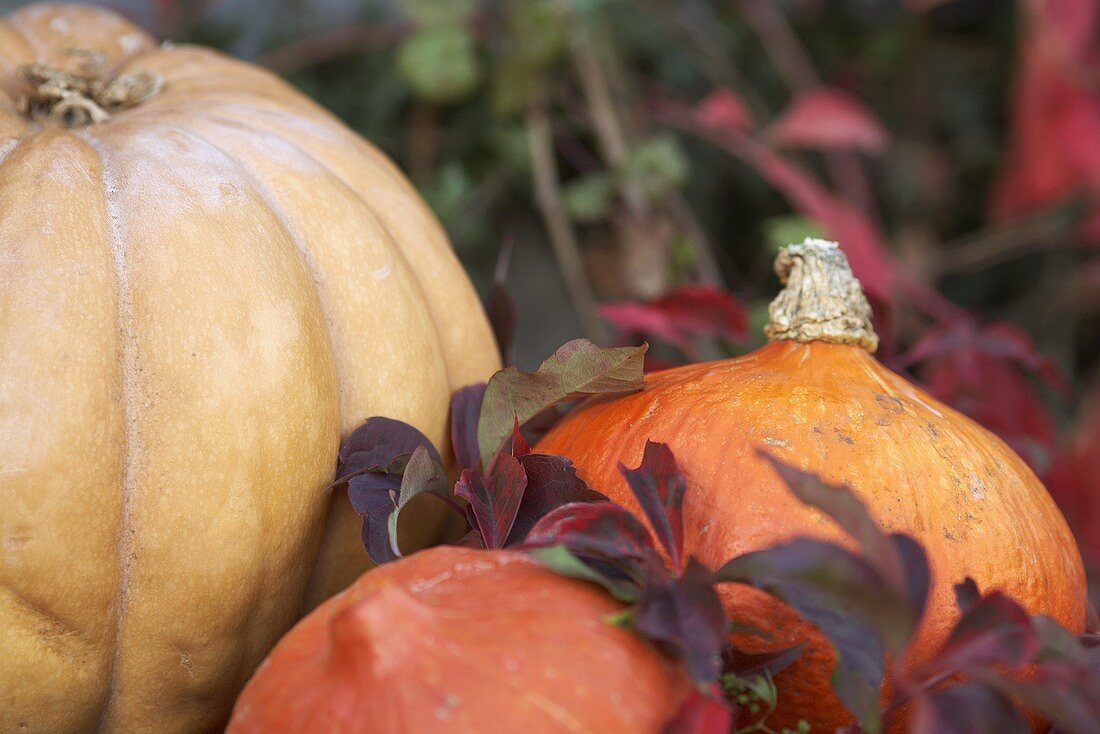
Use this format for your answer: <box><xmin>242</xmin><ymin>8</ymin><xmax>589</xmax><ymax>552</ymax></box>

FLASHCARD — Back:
<box><xmin>524</xmin><ymin>501</ymin><xmax>657</xmax><ymax>570</ymax></box>
<box><xmin>748</xmin><ymin>147</ymin><xmax>896</xmax><ymax>300</ymax></box>
<box><xmin>695</xmin><ymin>89</ymin><xmax>754</xmax><ymax>135</ymax></box>
<box><xmin>507</xmin><ymin>453</ymin><xmax>607</xmax><ymax>544</ymax></box>
<box><xmin>768</xmin><ymin>89</ymin><xmax>890</xmax><ymax>153</ymax></box>
<box><xmin>454</xmin><ymin>456</ymin><xmax>527</xmax><ymax>549</ymax></box>
<box><xmin>662</xmin><ymin>687</ymin><xmax>733</xmax><ymax>734</ymax></box>
<box><xmin>449</xmin><ymin>383</ymin><xmax>486</xmax><ymax>471</ymax></box>
<box><xmin>899</xmin><ymin>320</ymin><xmax>1064</xmax><ymax>473</ymax></box>
<box><xmin>599</xmin><ymin>285</ymin><xmax>748</xmax><ymax>357</ymax></box>
<box><xmin>989</xmin><ymin>0</ymin><xmax>1100</xmax><ymax>242</ymax></box>
<box><xmin>1048</xmin><ymin>382</ymin><xmax>1100</xmax><ymax>567</ymax></box>
<box><xmin>932</xmin><ymin>589</ymin><xmax>1041</xmax><ymax>673</ymax></box>
<box><xmin>620</xmin><ymin>440</ymin><xmax>688</xmax><ymax>570</ymax></box>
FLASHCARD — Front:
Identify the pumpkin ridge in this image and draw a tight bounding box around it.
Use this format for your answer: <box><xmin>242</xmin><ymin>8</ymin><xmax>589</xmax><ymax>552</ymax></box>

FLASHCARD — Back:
<box><xmin>81</xmin><ymin>131</ymin><xmax>138</xmax><ymax>734</ymax></box>
<box><xmin>130</xmin><ymin>119</ymin><xmax>347</xmax><ymax>688</ymax></box>
<box><xmin>191</xmin><ymin>107</ymin><xmax>472</xmax><ymax>393</ymax></box>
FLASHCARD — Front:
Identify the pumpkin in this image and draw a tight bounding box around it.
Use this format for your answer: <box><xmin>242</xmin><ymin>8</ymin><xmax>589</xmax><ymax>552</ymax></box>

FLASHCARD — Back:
<box><xmin>226</xmin><ymin>545</ymin><xmax>690</xmax><ymax>734</ymax></box>
<box><xmin>535</xmin><ymin>239</ymin><xmax>1087</xmax><ymax>731</ymax></box>
<box><xmin>0</xmin><ymin>4</ymin><xmax>499</xmax><ymax>733</ymax></box>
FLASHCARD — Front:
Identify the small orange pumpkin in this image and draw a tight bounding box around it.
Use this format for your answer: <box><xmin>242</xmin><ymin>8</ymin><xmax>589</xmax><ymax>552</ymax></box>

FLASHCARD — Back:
<box><xmin>226</xmin><ymin>546</ymin><xmax>690</xmax><ymax>734</ymax></box>
<box><xmin>535</xmin><ymin>239</ymin><xmax>1087</xmax><ymax>731</ymax></box>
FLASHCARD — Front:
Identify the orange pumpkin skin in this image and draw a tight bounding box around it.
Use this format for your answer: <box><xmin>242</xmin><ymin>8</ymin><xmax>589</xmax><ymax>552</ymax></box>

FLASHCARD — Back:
<box><xmin>227</xmin><ymin>546</ymin><xmax>690</xmax><ymax>734</ymax></box>
<box><xmin>535</xmin><ymin>339</ymin><xmax>1087</xmax><ymax>732</ymax></box>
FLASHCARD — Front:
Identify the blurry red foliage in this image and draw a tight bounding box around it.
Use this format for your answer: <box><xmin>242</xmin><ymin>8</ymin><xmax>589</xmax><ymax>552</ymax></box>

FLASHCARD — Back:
<box><xmin>767</xmin><ymin>88</ymin><xmax>890</xmax><ymax>153</ymax></box>
<box><xmin>990</xmin><ymin>0</ymin><xmax>1100</xmax><ymax>241</ymax></box>
<box><xmin>599</xmin><ymin>285</ymin><xmax>748</xmax><ymax>358</ymax></box>
<box><xmin>896</xmin><ymin>320</ymin><xmax>1069</xmax><ymax>474</ymax></box>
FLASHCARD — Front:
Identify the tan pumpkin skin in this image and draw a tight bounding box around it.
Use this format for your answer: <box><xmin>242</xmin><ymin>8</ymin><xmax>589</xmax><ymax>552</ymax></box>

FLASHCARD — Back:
<box><xmin>0</xmin><ymin>4</ymin><xmax>499</xmax><ymax>733</ymax></box>
<box><xmin>535</xmin><ymin>339</ymin><xmax>1087</xmax><ymax>732</ymax></box>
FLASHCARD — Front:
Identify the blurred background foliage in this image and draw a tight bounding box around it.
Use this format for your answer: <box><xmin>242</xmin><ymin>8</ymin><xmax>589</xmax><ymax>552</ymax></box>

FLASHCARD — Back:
<box><xmin>21</xmin><ymin>0</ymin><xmax>1100</xmax><ymax>590</ymax></box>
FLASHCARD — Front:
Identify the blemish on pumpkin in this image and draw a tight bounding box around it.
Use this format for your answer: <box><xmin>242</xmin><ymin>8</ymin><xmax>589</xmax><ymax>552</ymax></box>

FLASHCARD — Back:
<box><xmin>762</xmin><ymin>437</ymin><xmax>790</xmax><ymax>448</ymax></box>
<box><xmin>967</xmin><ymin>473</ymin><xmax>987</xmax><ymax>500</ymax></box>
<box><xmin>873</xmin><ymin>392</ymin><xmax>904</xmax><ymax>415</ymax></box>
<box><xmin>434</xmin><ymin>693</ymin><xmax>461</xmax><ymax>721</ymax></box>
<box><xmin>176</xmin><ymin>646</ymin><xmax>197</xmax><ymax>680</ymax></box>
<box><xmin>832</xmin><ymin>428</ymin><xmax>854</xmax><ymax>445</ymax></box>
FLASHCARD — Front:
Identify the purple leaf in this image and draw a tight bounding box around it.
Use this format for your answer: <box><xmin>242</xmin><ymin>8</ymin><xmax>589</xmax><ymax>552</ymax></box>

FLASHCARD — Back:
<box><xmin>933</xmin><ymin>590</ymin><xmax>1040</xmax><ymax>673</ymax></box>
<box><xmin>477</xmin><ymin>339</ymin><xmax>646</xmax><ymax>465</ymax></box>
<box><xmin>350</xmin><ymin>445</ymin><xmax>451</xmax><ymax>564</ymax></box>
<box><xmin>716</xmin><ymin>538</ymin><xmax>917</xmax><ymax>731</ymax></box>
<box><xmin>955</xmin><ymin>577</ymin><xmax>982</xmax><ymax>613</ymax></box>
<box><xmin>1033</xmin><ymin>615</ymin><xmax>1089</xmax><ymax>665</ymax></box>
<box><xmin>449</xmin><ymin>383</ymin><xmax>486</xmax><ymax>471</ymax></box>
<box><xmin>453</xmin><ymin>454</ymin><xmax>527</xmax><ymax>549</ymax></box>
<box><xmin>759</xmin><ymin>452</ymin><xmax>904</xmax><ymax>591</ymax></box>
<box><xmin>503</xmin><ymin>416</ymin><xmax>530</xmax><ymax>459</ymax></box>
<box><xmin>335</xmin><ymin>417</ymin><xmax>441</xmax><ymax>483</ymax></box>
<box><xmin>527</xmin><ymin>545</ymin><xmax>640</xmax><ymax>603</ymax></box>
<box><xmin>524</xmin><ymin>501</ymin><xmax>657</xmax><ymax>575</ymax></box>
<box><xmin>724</xmin><ymin>641</ymin><xmax>807</xmax><ymax>679</ymax></box>
<box><xmin>662</xmin><ymin>686</ymin><xmax>733</xmax><ymax>734</ymax></box>
<box><xmin>620</xmin><ymin>441</ymin><xmax>687</xmax><ymax>570</ymax></box>
<box><xmin>974</xmin><ymin>664</ymin><xmax>1100</xmax><ymax>734</ymax></box>
<box><xmin>634</xmin><ymin>558</ymin><xmax>727</xmax><ymax>685</ymax></box>
<box><xmin>507</xmin><ymin>453</ymin><xmax>607</xmax><ymax>544</ymax></box>
<box><xmin>910</xmin><ymin>684</ymin><xmax>1030</xmax><ymax>734</ymax></box>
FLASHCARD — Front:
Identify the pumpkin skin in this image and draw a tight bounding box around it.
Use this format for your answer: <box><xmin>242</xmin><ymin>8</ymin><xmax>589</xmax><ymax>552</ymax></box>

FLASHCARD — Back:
<box><xmin>227</xmin><ymin>546</ymin><xmax>690</xmax><ymax>734</ymax></box>
<box><xmin>0</xmin><ymin>4</ymin><xmax>499</xmax><ymax>733</ymax></box>
<box><xmin>535</xmin><ymin>262</ymin><xmax>1086</xmax><ymax>731</ymax></box>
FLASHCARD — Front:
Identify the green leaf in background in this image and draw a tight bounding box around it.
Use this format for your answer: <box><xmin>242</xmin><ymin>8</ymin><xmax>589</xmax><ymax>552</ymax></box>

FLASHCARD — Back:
<box><xmin>397</xmin><ymin>26</ymin><xmax>482</xmax><ymax>104</ymax></box>
<box><xmin>625</xmin><ymin>135</ymin><xmax>689</xmax><ymax>200</ymax></box>
<box><xmin>563</xmin><ymin>172</ymin><xmax>615</xmax><ymax>223</ymax></box>
<box><xmin>490</xmin><ymin>55</ymin><xmax>540</xmax><ymax>118</ymax></box>
<box><xmin>511</xmin><ymin>0</ymin><xmax>570</xmax><ymax>66</ymax></box>
<box><xmin>400</xmin><ymin>0</ymin><xmax>475</xmax><ymax>27</ymax></box>
<box><xmin>477</xmin><ymin>339</ymin><xmax>647</xmax><ymax>465</ymax></box>
<box><xmin>763</xmin><ymin>215</ymin><xmax>825</xmax><ymax>254</ymax></box>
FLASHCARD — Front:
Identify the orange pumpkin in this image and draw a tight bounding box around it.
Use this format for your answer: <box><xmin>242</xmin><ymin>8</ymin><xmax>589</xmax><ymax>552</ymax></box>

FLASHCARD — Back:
<box><xmin>226</xmin><ymin>546</ymin><xmax>690</xmax><ymax>734</ymax></box>
<box><xmin>535</xmin><ymin>239</ymin><xmax>1087</xmax><ymax>731</ymax></box>
<box><xmin>0</xmin><ymin>4</ymin><xmax>498</xmax><ymax>733</ymax></box>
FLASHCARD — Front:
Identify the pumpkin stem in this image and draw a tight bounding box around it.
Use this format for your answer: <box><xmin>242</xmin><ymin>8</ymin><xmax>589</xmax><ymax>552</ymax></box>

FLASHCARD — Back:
<box><xmin>18</xmin><ymin>50</ymin><xmax>162</xmax><ymax>126</ymax></box>
<box><xmin>764</xmin><ymin>238</ymin><xmax>879</xmax><ymax>352</ymax></box>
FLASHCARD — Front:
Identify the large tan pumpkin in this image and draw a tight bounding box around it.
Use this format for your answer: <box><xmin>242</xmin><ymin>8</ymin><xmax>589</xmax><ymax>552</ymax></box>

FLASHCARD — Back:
<box><xmin>0</xmin><ymin>4</ymin><xmax>500</xmax><ymax>733</ymax></box>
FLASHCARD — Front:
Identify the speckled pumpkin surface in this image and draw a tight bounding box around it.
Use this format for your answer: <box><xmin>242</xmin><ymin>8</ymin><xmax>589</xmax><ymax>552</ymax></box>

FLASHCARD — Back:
<box><xmin>0</xmin><ymin>4</ymin><xmax>499</xmax><ymax>732</ymax></box>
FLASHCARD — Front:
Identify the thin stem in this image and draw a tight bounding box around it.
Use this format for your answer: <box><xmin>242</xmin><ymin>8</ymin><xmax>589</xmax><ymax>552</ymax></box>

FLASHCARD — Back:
<box><xmin>527</xmin><ymin>92</ymin><xmax>608</xmax><ymax>342</ymax></box>
<box><xmin>256</xmin><ymin>22</ymin><xmax>410</xmax><ymax>73</ymax></box>
<box><xmin>736</xmin><ymin>0</ymin><xmax>875</xmax><ymax>216</ymax></box>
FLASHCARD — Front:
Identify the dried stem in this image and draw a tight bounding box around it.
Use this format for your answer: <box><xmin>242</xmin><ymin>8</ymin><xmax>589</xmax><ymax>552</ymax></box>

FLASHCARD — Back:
<box><xmin>527</xmin><ymin>93</ymin><xmax>608</xmax><ymax>342</ymax></box>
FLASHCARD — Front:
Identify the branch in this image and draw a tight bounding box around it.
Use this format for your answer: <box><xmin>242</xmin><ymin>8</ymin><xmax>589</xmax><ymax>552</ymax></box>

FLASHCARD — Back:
<box><xmin>527</xmin><ymin>94</ymin><xmax>608</xmax><ymax>342</ymax></box>
<box><xmin>256</xmin><ymin>22</ymin><xmax>410</xmax><ymax>74</ymax></box>
<box><xmin>736</xmin><ymin>0</ymin><xmax>875</xmax><ymax>216</ymax></box>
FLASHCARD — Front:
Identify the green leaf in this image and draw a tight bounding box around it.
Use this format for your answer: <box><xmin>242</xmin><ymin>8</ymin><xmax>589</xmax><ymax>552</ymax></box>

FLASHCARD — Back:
<box><xmin>400</xmin><ymin>0</ymin><xmax>474</xmax><ymax>26</ymax></box>
<box><xmin>563</xmin><ymin>173</ymin><xmax>615</xmax><ymax>223</ymax></box>
<box><xmin>527</xmin><ymin>545</ymin><xmax>640</xmax><ymax>602</ymax></box>
<box><xmin>477</xmin><ymin>339</ymin><xmax>646</xmax><ymax>465</ymax></box>
<box><xmin>396</xmin><ymin>26</ymin><xmax>482</xmax><ymax>104</ymax></box>
<box><xmin>763</xmin><ymin>215</ymin><xmax>825</xmax><ymax>254</ymax></box>
<box><xmin>625</xmin><ymin>136</ymin><xmax>689</xmax><ymax>199</ymax></box>
<box><xmin>385</xmin><ymin>445</ymin><xmax>451</xmax><ymax>557</ymax></box>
